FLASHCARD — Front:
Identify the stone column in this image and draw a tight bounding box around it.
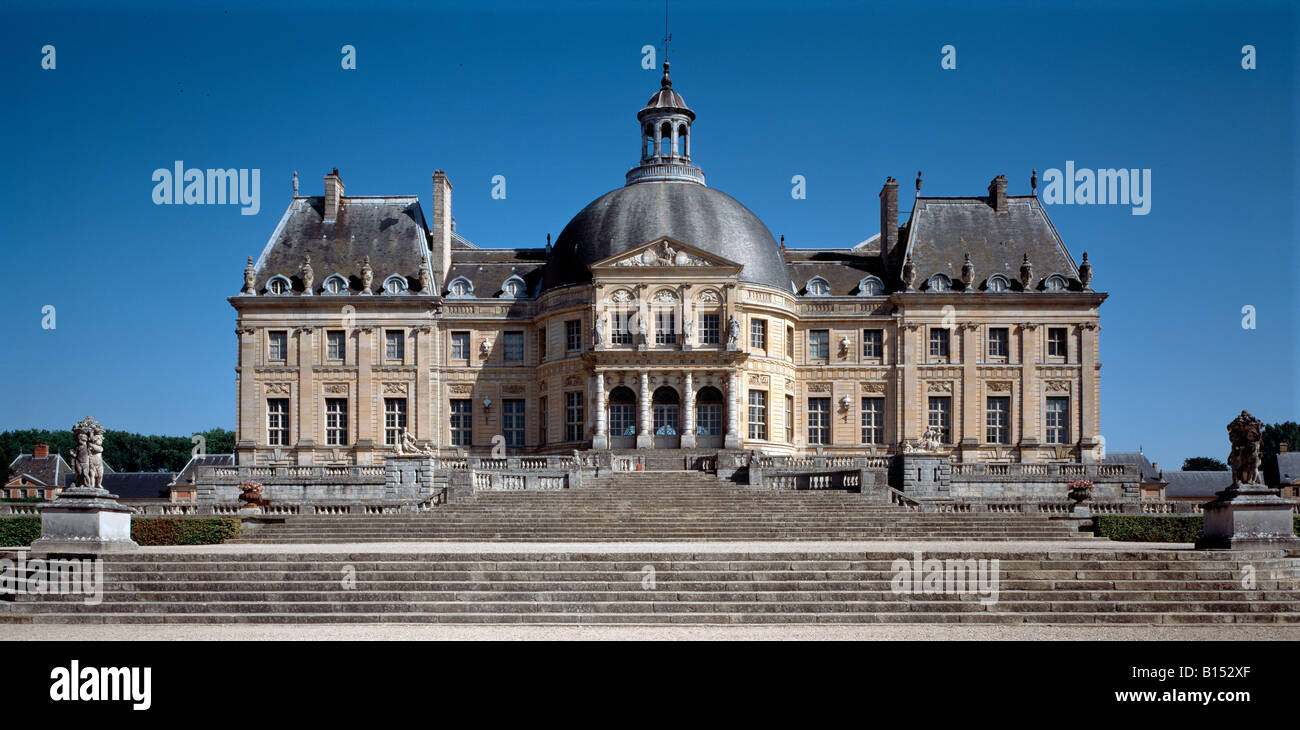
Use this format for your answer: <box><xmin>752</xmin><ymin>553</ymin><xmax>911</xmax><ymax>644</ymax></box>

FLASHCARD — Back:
<box><xmin>636</xmin><ymin>371</ymin><xmax>652</xmax><ymax>449</ymax></box>
<box><xmin>725</xmin><ymin>370</ymin><xmax>740</xmax><ymax>449</ymax></box>
<box><xmin>1017</xmin><ymin>323</ymin><xmax>1040</xmax><ymax>462</ymax></box>
<box><xmin>296</xmin><ymin>327</ymin><xmax>316</xmax><ymax>464</ymax></box>
<box><xmin>681</xmin><ymin>371</ymin><xmax>696</xmax><ymax>448</ymax></box>
<box><xmin>593</xmin><ymin>371</ymin><xmax>609</xmax><ymax>449</ymax></box>
<box><xmin>355</xmin><ymin>327</ymin><xmax>375</xmax><ymax>463</ymax></box>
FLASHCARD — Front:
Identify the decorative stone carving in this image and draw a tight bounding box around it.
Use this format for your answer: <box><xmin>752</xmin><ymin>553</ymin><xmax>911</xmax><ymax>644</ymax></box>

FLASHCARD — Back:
<box><xmin>901</xmin><ymin>256</ymin><xmax>916</xmax><ymax>290</ymax></box>
<box><xmin>726</xmin><ymin>315</ymin><xmax>741</xmax><ymax>350</ymax></box>
<box><xmin>300</xmin><ymin>256</ymin><xmax>314</xmax><ymax>295</ymax></box>
<box><xmin>1078</xmin><ymin>252</ymin><xmax>1092</xmax><ymax>290</ymax></box>
<box><xmin>903</xmin><ymin>426</ymin><xmax>946</xmax><ymax>454</ymax></box>
<box><xmin>324</xmin><ymin>384</ymin><xmax>349</xmax><ymax>394</ymax></box>
<box><xmin>383</xmin><ymin>382</ymin><xmax>409</xmax><ymax>394</ymax></box>
<box><xmin>926</xmin><ymin>381</ymin><xmax>953</xmax><ymax>393</ymax></box>
<box><xmin>448</xmin><ymin>384</ymin><xmax>474</xmax><ymax>394</ymax></box>
<box><xmin>682</xmin><ymin>316</ymin><xmax>694</xmax><ymax>343</ymax></box>
<box><xmin>265</xmin><ymin>382</ymin><xmax>291</xmax><ymax>394</ymax></box>
<box><xmin>501</xmin><ymin>384</ymin><xmax>525</xmax><ymax>395</ymax></box>
<box><xmin>360</xmin><ymin>256</ymin><xmax>374</xmax><ymax>294</ymax></box>
<box><xmin>861</xmin><ymin>382</ymin><xmax>886</xmax><ymax>393</ymax></box>
<box><xmin>697</xmin><ymin>289</ymin><xmax>720</xmax><ymax>303</ymax></box>
<box><xmin>652</xmin><ymin>289</ymin><xmax>677</xmax><ymax>302</ymax></box>
<box><xmin>1019</xmin><ymin>254</ymin><xmax>1034</xmax><ymax>289</ymax></box>
<box><xmin>614</xmin><ymin>241</ymin><xmax>708</xmax><ymax>267</ymax></box>
<box><xmin>749</xmin><ymin>374</ymin><xmax>770</xmax><ymax>386</ymax></box>
<box><xmin>32</xmin><ymin>416</ymin><xmax>138</xmax><ymax>554</ymax></box>
<box><xmin>610</xmin><ymin>289</ymin><xmax>632</xmax><ymax>303</ymax></box>
<box><xmin>808</xmin><ymin>382</ymin><xmax>832</xmax><ymax>393</ymax></box>
<box><xmin>1227</xmin><ymin>410</ymin><xmax>1264</xmax><ymax>486</ymax></box>
<box><xmin>419</xmin><ymin>255</ymin><xmax>432</xmax><ymax>293</ymax></box>
<box><xmin>1045</xmin><ymin>380</ymin><xmax>1070</xmax><ymax>392</ymax></box>
<box><xmin>1197</xmin><ymin>409</ymin><xmax>1300</xmax><ymax>550</ymax></box>
<box><xmin>986</xmin><ymin>381</ymin><xmax>1013</xmax><ymax>392</ymax></box>
<box><xmin>960</xmin><ymin>253</ymin><xmax>974</xmax><ymax>289</ymax></box>
<box><xmin>479</xmin><ymin>339</ymin><xmax>491</xmax><ymax>359</ymax></box>
<box><xmin>396</xmin><ymin>428</ymin><xmax>435</xmax><ymax>456</ymax></box>
<box><xmin>242</xmin><ymin>256</ymin><xmax>257</xmax><ymax>295</ymax></box>
<box><xmin>593</xmin><ymin>313</ymin><xmax>607</xmax><ymax>346</ymax></box>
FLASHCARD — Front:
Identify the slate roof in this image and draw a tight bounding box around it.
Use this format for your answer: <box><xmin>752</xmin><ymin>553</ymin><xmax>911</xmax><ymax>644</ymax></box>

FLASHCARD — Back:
<box><xmin>901</xmin><ymin>195</ymin><xmax>1082</xmax><ymax>292</ymax></box>
<box><xmin>251</xmin><ymin>196</ymin><xmax>431</xmax><ymax>295</ymax></box>
<box><xmin>63</xmin><ymin>472</ymin><xmax>176</xmax><ymax>500</ymax></box>
<box><xmin>446</xmin><ymin>248</ymin><xmax>547</xmax><ymax>298</ymax></box>
<box><xmin>6</xmin><ymin>453</ymin><xmax>72</xmax><ymax>487</ymax></box>
<box><xmin>783</xmin><ymin>249</ymin><xmax>893</xmax><ymax>297</ymax></box>
<box><xmin>1103</xmin><ymin>452</ymin><xmax>1162</xmax><ymax>482</ymax></box>
<box><xmin>171</xmin><ymin>454</ymin><xmax>233</xmax><ymax>487</ymax></box>
<box><xmin>1161</xmin><ymin>471</ymin><xmax>1232</xmax><ymax>499</ymax></box>
<box><xmin>1270</xmin><ymin>452</ymin><xmax>1300</xmax><ymax>486</ymax></box>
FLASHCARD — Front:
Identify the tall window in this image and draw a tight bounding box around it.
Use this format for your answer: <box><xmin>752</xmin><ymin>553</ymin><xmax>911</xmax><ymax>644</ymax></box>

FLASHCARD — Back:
<box><xmin>503</xmin><ymin>331</ymin><xmax>524</xmax><ymax>362</ymax></box>
<box><xmin>786</xmin><ymin>326</ymin><xmax>794</xmax><ymax>359</ymax></box>
<box><xmin>451</xmin><ymin>331</ymin><xmax>470</xmax><ymax>361</ymax></box>
<box><xmin>808</xmin><ymin>330</ymin><xmax>829</xmax><ymax>361</ymax></box>
<box><xmin>987</xmin><ymin>327</ymin><xmax>1009</xmax><ymax>359</ymax></box>
<box><xmin>327</xmin><ymin>330</ymin><xmax>345</xmax><ymax>361</ymax></box>
<box><xmin>861</xmin><ymin>397</ymin><xmax>884</xmax><ymax>444</ymax></box>
<box><xmin>385</xmin><ymin>330</ymin><xmax>405</xmax><ymax>361</ymax></box>
<box><xmin>863</xmin><ymin>329</ymin><xmax>883</xmax><ymax>358</ymax></box>
<box><xmin>565</xmin><ymin>391</ymin><xmax>584</xmax><ymax>441</ymax></box>
<box><xmin>609</xmin><ymin>398</ymin><xmax>636</xmax><ymax>436</ymax></box>
<box><xmin>267</xmin><ymin>399</ymin><xmax>290</xmax><ymax>445</ymax></box>
<box><xmin>1045</xmin><ymin>397</ymin><xmax>1070</xmax><ymax>444</ymax></box>
<box><xmin>929</xmin><ymin>328</ymin><xmax>950</xmax><ymax>358</ymax></box>
<box><xmin>325</xmin><ymin>398</ymin><xmax>348</xmax><ymax>445</ymax></box>
<box><xmin>750</xmin><ymin>318</ymin><xmax>767</xmax><ymax>350</ymax></box>
<box><xmin>807</xmin><ymin>398</ymin><xmax>830</xmax><ymax>445</ymax></box>
<box><xmin>1047</xmin><ymin>327</ymin><xmax>1068</xmax><ymax>358</ymax></box>
<box><xmin>539</xmin><ymin>396</ymin><xmax>548</xmax><ymax>444</ymax></box>
<box><xmin>503</xmin><ymin>399</ymin><xmax>525</xmax><ymax>447</ymax></box>
<box><xmin>450</xmin><ymin>399</ymin><xmax>472</xmax><ymax>446</ymax></box>
<box><xmin>612</xmin><ymin>309</ymin><xmax>633</xmax><ymax>345</ymax></box>
<box><xmin>785</xmin><ymin>395</ymin><xmax>795</xmax><ymax>443</ymax></box>
<box><xmin>747</xmin><ymin>390</ymin><xmax>767</xmax><ymax>440</ymax></box>
<box><xmin>384</xmin><ymin>398</ymin><xmax>407</xmax><ymax>446</ymax></box>
<box><xmin>655</xmin><ymin>309</ymin><xmax>676</xmax><ymax>345</ymax></box>
<box><xmin>695</xmin><ymin>395</ymin><xmax>722</xmax><ymax>436</ymax></box>
<box><xmin>927</xmin><ymin>396</ymin><xmax>952</xmax><ymax>444</ymax></box>
<box><xmin>986</xmin><ymin>396</ymin><xmax>1011</xmax><ymax>444</ymax></box>
<box><xmin>700</xmin><ymin>313</ymin><xmax>720</xmax><ymax>345</ymax></box>
<box><xmin>538</xmin><ymin>329</ymin><xmax>548</xmax><ymax>360</ymax></box>
<box><xmin>566</xmin><ymin>320</ymin><xmax>582</xmax><ymax>352</ymax></box>
<box><xmin>268</xmin><ymin>331</ymin><xmax>287</xmax><ymax>362</ymax></box>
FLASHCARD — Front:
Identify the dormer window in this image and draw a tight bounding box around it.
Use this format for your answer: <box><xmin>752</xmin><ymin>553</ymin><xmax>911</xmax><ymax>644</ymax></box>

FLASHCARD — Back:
<box><xmin>806</xmin><ymin>277</ymin><xmax>830</xmax><ymax>297</ymax></box>
<box><xmin>1044</xmin><ymin>274</ymin><xmax>1068</xmax><ymax>292</ymax></box>
<box><xmin>501</xmin><ymin>275</ymin><xmax>525</xmax><ymax>298</ymax></box>
<box><xmin>267</xmin><ymin>276</ymin><xmax>291</xmax><ymax>296</ymax></box>
<box><xmin>323</xmin><ymin>274</ymin><xmax>348</xmax><ymax>295</ymax></box>
<box><xmin>926</xmin><ymin>274</ymin><xmax>952</xmax><ymax>292</ymax></box>
<box><xmin>986</xmin><ymin>274</ymin><xmax>1011</xmax><ymax>293</ymax></box>
<box><xmin>447</xmin><ymin>276</ymin><xmax>474</xmax><ymax>298</ymax></box>
<box><xmin>857</xmin><ymin>276</ymin><xmax>885</xmax><ymax>296</ymax></box>
<box><xmin>382</xmin><ymin>275</ymin><xmax>408</xmax><ymax>295</ymax></box>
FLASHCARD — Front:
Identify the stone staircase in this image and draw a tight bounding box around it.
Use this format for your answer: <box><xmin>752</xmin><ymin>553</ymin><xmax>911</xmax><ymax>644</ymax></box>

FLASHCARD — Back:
<box><xmin>230</xmin><ymin>471</ymin><xmax>1086</xmax><ymax>543</ymax></box>
<box><xmin>4</xmin><ymin>549</ymin><xmax>1299</xmax><ymax>625</ymax></box>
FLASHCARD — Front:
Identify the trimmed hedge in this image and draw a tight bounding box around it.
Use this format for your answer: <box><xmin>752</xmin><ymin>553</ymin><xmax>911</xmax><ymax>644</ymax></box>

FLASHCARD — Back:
<box><xmin>0</xmin><ymin>517</ymin><xmax>240</xmax><ymax>547</ymax></box>
<box><xmin>1095</xmin><ymin>515</ymin><xmax>1300</xmax><ymax>543</ymax></box>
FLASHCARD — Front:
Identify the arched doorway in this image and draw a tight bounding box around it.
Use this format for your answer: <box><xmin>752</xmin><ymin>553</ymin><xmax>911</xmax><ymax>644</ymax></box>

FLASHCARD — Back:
<box><xmin>608</xmin><ymin>386</ymin><xmax>637</xmax><ymax>449</ymax></box>
<box><xmin>652</xmin><ymin>386</ymin><xmax>680</xmax><ymax>449</ymax></box>
<box><xmin>694</xmin><ymin>386</ymin><xmax>724</xmax><ymax>449</ymax></box>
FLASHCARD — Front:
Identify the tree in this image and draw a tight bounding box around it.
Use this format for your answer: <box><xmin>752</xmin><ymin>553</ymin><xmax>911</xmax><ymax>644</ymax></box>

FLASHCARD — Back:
<box><xmin>1182</xmin><ymin>456</ymin><xmax>1228</xmax><ymax>471</ymax></box>
<box><xmin>1263</xmin><ymin>421</ymin><xmax>1300</xmax><ymax>457</ymax></box>
<box><xmin>0</xmin><ymin>427</ymin><xmax>234</xmax><ymax>478</ymax></box>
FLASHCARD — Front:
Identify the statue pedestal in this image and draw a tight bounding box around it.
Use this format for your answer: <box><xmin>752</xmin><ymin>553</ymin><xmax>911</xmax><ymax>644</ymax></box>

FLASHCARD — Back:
<box><xmin>30</xmin><ymin>487</ymin><xmax>138</xmax><ymax>555</ymax></box>
<box><xmin>1196</xmin><ymin>484</ymin><xmax>1300</xmax><ymax>550</ymax></box>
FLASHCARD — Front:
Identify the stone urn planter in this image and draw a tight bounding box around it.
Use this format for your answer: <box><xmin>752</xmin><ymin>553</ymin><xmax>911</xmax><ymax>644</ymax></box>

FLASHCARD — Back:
<box><xmin>1066</xmin><ymin>480</ymin><xmax>1095</xmax><ymax>513</ymax></box>
<box><xmin>237</xmin><ymin>481</ymin><xmax>266</xmax><ymax>512</ymax></box>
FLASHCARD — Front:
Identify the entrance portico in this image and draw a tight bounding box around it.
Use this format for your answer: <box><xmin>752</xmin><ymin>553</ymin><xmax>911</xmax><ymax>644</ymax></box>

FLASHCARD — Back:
<box><xmin>591</xmin><ymin>366</ymin><xmax>741</xmax><ymax>450</ymax></box>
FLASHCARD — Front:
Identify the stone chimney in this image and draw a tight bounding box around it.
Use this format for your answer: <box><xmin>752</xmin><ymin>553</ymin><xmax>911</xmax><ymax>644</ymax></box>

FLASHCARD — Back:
<box><xmin>33</xmin><ymin>443</ymin><xmax>49</xmax><ymax>459</ymax></box>
<box><xmin>878</xmin><ymin>177</ymin><xmax>899</xmax><ymax>265</ymax></box>
<box><xmin>324</xmin><ymin>169</ymin><xmax>345</xmax><ymax>222</ymax></box>
<box><xmin>1282</xmin><ymin>443</ymin><xmax>1290</xmax><ymax>454</ymax></box>
<box><xmin>988</xmin><ymin>174</ymin><xmax>1007</xmax><ymax>211</ymax></box>
<box><xmin>430</xmin><ymin>170</ymin><xmax>454</xmax><ymax>286</ymax></box>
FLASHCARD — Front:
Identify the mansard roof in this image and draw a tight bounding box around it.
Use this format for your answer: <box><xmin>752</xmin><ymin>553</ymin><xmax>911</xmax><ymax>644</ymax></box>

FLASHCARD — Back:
<box><xmin>251</xmin><ymin>196</ymin><xmax>431</xmax><ymax>295</ymax></box>
<box><xmin>6</xmin><ymin>452</ymin><xmax>72</xmax><ymax>487</ymax></box>
<box><xmin>446</xmin><ymin>248</ymin><xmax>547</xmax><ymax>298</ymax></box>
<box><xmin>783</xmin><ymin>248</ymin><xmax>892</xmax><ymax>296</ymax></box>
<box><xmin>1103</xmin><ymin>451</ymin><xmax>1161</xmax><ymax>482</ymax></box>
<box><xmin>1161</xmin><ymin>470</ymin><xmax>1231</xmax><ymax>499</ymax></box>
<box><xmin>901</xmin><ymin>195</ymin><xmax>1083</xmax><ymax>292</ymax></box>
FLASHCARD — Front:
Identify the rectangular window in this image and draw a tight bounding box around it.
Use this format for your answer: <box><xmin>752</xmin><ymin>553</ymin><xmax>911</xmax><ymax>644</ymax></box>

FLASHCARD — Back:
<box><xmin>807</xmin><ymin>398</ymin><xmax>831</xmax><ymax>445</ymax></box>
<box><xmin>266</xmin><ymin>398</ymin><xmax>290</xmax><ymax>445</ymax></box>
<box><xmin>986</xmin><ymin>396</ymin><xmax>1010</xmax><ymax>444</ymax></box>
<box><xmin>539</xmin><ymin>396</ymin><xmax>548</xmax><ymax>444</ymax></box>
<box><xmin>451</xmin><ymin>331</ymin><xmax>470</xmax><ymax>361</ymax></box>
<box><xmin>610</xmin><ymin>401</ymin><xmax>636</xmax><ymax>437</ymax></box>
<box><xmin>538</xmin><ymin>328</ymin><xmax>549</xmax><ymax>359</ymax></box>
<box><xmin>785</xmin><ymin>394</ymin><xmax>795</xmax><ymax>443</ymax></box>
<box><xmin>863</xmin><ymin>329</ymin><xmax>883</xmax><ymax>358</ymax></box>
<box><xmin>565</xmin><ymin>391</ymin><xmax>584</xmax><ymax>441</ymax></box>
<box><xmin>268</xmin><ymin>331</ymin><xmax>287</xmax><ymax>362</ymax></box>
<box><xmin>750</xmin><ymin>318</ymin><xmax>767</xmax><ymax>350</ymax></box>
<box><xmin>929</xmin><ymin>328</ymin><xmax>950</xmax><ymax>358</ymax></box>
<box><xmin>503</xmin><ymin>399</ymin><xmax>525</xmax><ymax>447</ymax></box>
<box><xmin>987</xmin><ymin>327</ymin><xmax>1009</xmax><ymax>359</ymax></box>
<box><xmin>1046</xmin><ymin>397</ymin><xmax>1070</xmax><ymax>444</ymax></box>
<box><xmin>808</xmin><ymin>330</ymin><xmax>829</xmax><ymax>361</ymax></box>
<box><xmin>747</xmin><ymin>390</ymin><xmax>767</xmax><ymax>440</ymax></box>
<box><xmin>450</xmin><ymin>399</ymin><xmax>473</xmax><ymax>446</ymax></box>
<box><xmin>613</xmin><ymin>309</ymin><xmax>633</xmax><ymax>345</ymax></box>
<box><xmin>701</xmin><ymin>313</ymin><xmax>720</xmax><ymax>345</ymax></box>
<box><xmin>695</xmin><ymin>401</ymin><xmax>722</xmax><ymax>436</ymax></box>
<box><xmin>384</xmin><ymin>398</ymin><xmax>407</xmax><ymax>446</ymax></box>
<box><xmin>385</xmin><ymin>330</ymin><xmax>405</xmax><ymax>361</ymax></box>
<box><xmin>861</xmin><ymin>397</ymin><xmax>884</xmax><ymax>444</ymax></box>
<box><xmin>325</xmin><ymin>398</ymin><xmax>348</xmax><ymax>446</ymax></box>
<box><xmin>326</xmin><ymin>330</ymin><xmax>346</xmax><ymax>361</ymax></box>
<box><xmin>786</xmin><ymin>326</ymin><xmax>795</xmax><ymax>359</ymax></box>
<box><xmin>566</xmin><ymin>320</ymin><xmax>582</xmax><ymax>352</ymax></box>
<box><xmin>927</xmin><ymin>396</ymin><xmax>952</xmax><ymax>444</ymax></box>
<box><xmin>503</xmin><ymin>331</ymin><xmax>524</xmax><ymax>362</ymax></box>
<box><xmin>1047</xmin><ymin>327</ymin><xmax>1068</xmax><ymax>358</ymax></box>
<box><xmin>655</xmin><ymin>309</ymin><xmax>677</xmax><ymax>345</ymax></box>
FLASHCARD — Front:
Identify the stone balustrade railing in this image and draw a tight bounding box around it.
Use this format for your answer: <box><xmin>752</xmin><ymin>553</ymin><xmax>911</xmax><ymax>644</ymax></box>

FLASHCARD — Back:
<box><xmin>949</xmin><ymin>462</ymin><xmax>1134</xmax><ymax>479</ymax></box>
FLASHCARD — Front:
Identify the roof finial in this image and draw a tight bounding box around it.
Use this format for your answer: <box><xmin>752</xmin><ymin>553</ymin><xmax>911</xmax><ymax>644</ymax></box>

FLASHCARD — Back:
<box><xmin>292</xmin><ymin>170</ymin><xmax>299</xmax><ymax>196</ymax></box>
<box><xmin>915</xmin><ymin>170</ymin><xmax>922</xmax><ymax>193</ymax></box>
<box><xmin>663</xmin><ymin>0</ymin><xmax>672</xmax><ymax>64</ymax></box>
<box><xmin>1030</xmin><ymin>168</ymin><xmax>1038</xmax><ymax>195</ymax></box>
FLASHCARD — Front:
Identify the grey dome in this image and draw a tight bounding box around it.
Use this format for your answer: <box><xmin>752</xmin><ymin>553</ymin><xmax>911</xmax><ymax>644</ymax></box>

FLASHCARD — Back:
<box><xmin>545</xmin><ymin>182</ymin><xmax>792</xmax><ymax>291</ymax></box>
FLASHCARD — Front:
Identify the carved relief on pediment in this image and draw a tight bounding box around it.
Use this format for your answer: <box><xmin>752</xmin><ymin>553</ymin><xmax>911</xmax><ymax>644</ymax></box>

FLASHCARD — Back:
<box><xmin>613</xmin><ymin>240</ymin><xmax>711</xmax><ymax>268</ymax></box>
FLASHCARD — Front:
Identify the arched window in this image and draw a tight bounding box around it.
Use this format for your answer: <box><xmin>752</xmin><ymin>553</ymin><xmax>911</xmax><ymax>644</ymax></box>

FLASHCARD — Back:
<box><xmin>447</xmin><ymin>276</ymin><xmax>474</xmax><ymax>298</ymax></box>
<box><xmin>1044</xmin><ymin>274</ymin><xmax>1068</xmax><ymax>292</ymax></box>
<box><xmin>660</xmin><ymin>122</ymin><xmax>673</xmax><ymax>156</ymax></box>
<box><xmin>501</xmin><ymin>275</ymin><xmax>526</xmax><ymax>298</ymax></box>
<box><xmin>857</xmin><ymin>276</ymin><xmax>885</xmax><ymax>296</ymax></box>
<box><xmin>806</xmin><ymin>277</ymin><xmax>830</xmax><ymax>296</ymax></box>
<box><xmin>382</xmin><ymin>275</ymin><xmax>408</xmax><ymax>295</ymax></box>
<box><xmin>678</xmin><ymin>123</ymin><xmax>689</xmax><ymax>157</ymax></box>
<box><xmin>926</xmin><ymin>274</ymin><xmax>952</xmax><ymax>292</ymax></box>
<box><xmin>986</xmin><ymin>274</ymin><xmax>1011</xmax><ymax>293</ymax></box>
<box><xmin>643</xmin><ymin>125</ymin><xmax>654</xmax><ymax>159</ymax></box>
<box><xmin>267</xmin><ymin>275</ymin><xmax>292</xmax><ymax>295</ymax></box>
<box><xmin>322</xmin><ymin>274</ymin><xmax>348</xmax><ymax>295</ymax></box>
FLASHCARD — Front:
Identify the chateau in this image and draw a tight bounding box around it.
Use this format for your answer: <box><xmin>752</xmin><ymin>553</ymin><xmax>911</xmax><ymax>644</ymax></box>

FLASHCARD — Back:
<box><xmin>230</xmin><ymin>63</ymin><xmax>1107</xmax><ymax>491</ymax></box>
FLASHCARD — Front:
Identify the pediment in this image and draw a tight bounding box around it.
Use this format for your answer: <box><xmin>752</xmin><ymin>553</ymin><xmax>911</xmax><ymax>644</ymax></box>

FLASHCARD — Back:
<box><xmin>591</xmin><ymin>237</ymin><xmax>742</xmax><ymax>271</ymax></box>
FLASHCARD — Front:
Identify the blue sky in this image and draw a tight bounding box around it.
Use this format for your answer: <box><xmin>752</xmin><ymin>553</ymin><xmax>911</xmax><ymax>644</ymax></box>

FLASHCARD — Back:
<box><xmin>0</xmin><ymin>0</ymin><xmax>1295</xmax><ymax>468</ymax></box>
